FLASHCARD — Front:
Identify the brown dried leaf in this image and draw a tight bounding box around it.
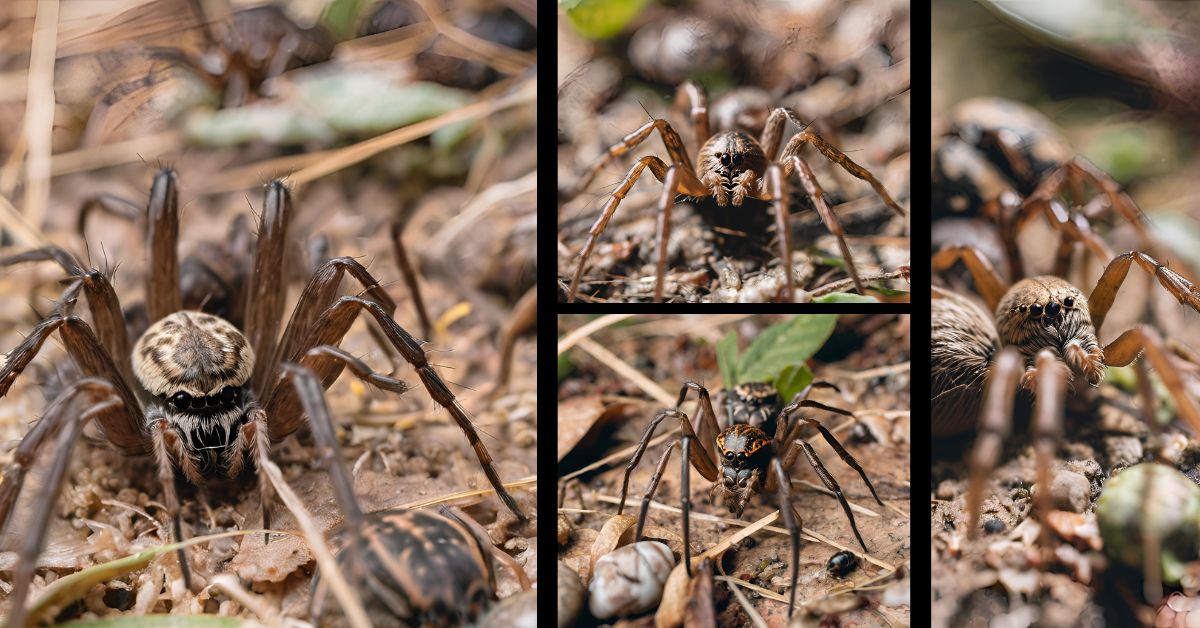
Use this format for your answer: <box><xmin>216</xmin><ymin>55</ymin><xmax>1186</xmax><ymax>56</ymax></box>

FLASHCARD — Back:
<box><xmin>655</xmin><ymin>561</ymin><xmax>691</xmax><ymax>628</ymax></box>
<box><xmin>557</xmin><ymin>395</ymin><xmax>634</xmax><ymax>461</ymax></box>
<box><xmin>684</xmin><ymin>558</ymin><xmax>716</xmax><ymax>627</ymax></box>
<box><xmin>589</xmin><ymin>514</ymin><xmax>638</xmax><ymax>581</ymax></box>
<box><xmin>640</xmin><ymin>525</ymin><xmax>685</xmax><ymax>560</ymax></box>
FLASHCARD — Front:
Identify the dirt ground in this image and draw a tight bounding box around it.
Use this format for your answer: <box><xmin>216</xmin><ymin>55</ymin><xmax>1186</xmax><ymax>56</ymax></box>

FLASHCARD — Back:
<box><xmin>558</xmin><ymin>315</ymin><xmax>911</xmax><ymax>627</ymax></box>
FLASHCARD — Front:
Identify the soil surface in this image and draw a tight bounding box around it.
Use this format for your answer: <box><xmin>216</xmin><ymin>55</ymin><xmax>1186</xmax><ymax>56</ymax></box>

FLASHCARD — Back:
<box><xmin>558</xmin><ymin>314</ymin><xmax>911</xmax><ymax>627</ymax></box>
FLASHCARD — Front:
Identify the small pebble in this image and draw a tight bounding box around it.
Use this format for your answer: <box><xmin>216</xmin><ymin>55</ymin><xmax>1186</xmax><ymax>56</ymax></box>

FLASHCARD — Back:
<box><xmin>1104</xmin><ymin>435</ymin><xmax>1143</xmax><ymax>468</ymax></box>
<box><xmin>558</xmin><ymin>562</ymin><xmax>584</xmax><ymax>628</ymax></box>
<box><xmin>1045</xmin><ymin>469</ymin><xmax>1091</xmax><ymax>513</ymax></box>
<box><xmin>983</xmin><ymin>518</ymin><xmax>1005</xmax><ymax>535</ymax></box>
<box><xmin>588</xmin><ymin>541</ymin><xmax>675</xmax><ymax>619</ymax></box>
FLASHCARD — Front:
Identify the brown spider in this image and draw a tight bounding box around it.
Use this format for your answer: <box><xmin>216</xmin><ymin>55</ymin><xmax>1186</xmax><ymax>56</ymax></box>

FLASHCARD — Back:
<box><xmin>617</xmin><ymin>380</ymin><xmax>883</xmax><ymax>618</ymax></box>
<box><xmin>931</xmin><ymin>244</ymin><xmax>1200</xmax><ymax>537</ymax></box>
<box><xmin>564</xmin><ymin>80</ymin><xmax>906</xmax><ymax>303</ymax></box>
<box><xmin>0</xmin><ymin>169</ymin><xmax>526</xmax><ymax>625</ymax></box>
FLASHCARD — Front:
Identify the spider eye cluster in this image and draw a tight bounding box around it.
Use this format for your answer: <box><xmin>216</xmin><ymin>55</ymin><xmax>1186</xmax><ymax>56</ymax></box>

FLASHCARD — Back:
<box><xmin>719</xmin><ymin>153</ymin><xmax>744</xmax><ymax>168</ymax></box>
<box><xmin>170</xmin><ymin>386</ymin><xmax>240</xmax><ymax>412</ymax></box>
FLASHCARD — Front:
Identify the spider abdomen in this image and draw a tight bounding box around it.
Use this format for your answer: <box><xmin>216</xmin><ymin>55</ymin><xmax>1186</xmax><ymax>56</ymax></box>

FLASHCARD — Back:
<box><xmin>313</xmin><ymin>509</ymin><xmax>496</xmax><ymax>626</ymax></box>
<box><xmin>725</xmin><ymin>382</ymin><xmax>783</xmax><ymax>433</ymax></box>
<box><xmin>931</xmin><ymin>290</ymin><xmax>1001</xmax><ymax>436</ymax></box>
<box><xmin>132</xmin><ymin>312</ymin><xmax>255</xmax><ymax>398</ymax></box>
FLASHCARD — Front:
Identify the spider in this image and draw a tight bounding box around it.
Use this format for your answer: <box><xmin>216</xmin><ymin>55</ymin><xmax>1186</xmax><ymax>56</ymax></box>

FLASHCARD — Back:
<box><xmin>564</xmin><ymin>80</ymin><xmax>906</xmax><ymax>303</ymax></box>
<box><xmin>932</xmin><ymin>97</ymin><xmax>1170</xmax><ymax>282</ymax></box>
<box><xmin>931</xmin><ymin>243</ymin><xmax>1200</xmax><ymax>537</ymax></box>
<box><xmin>615</xmin><ymin>380</ymin><xmax>883</xmax><ymax>618</ymax></box>
<box><xmin>0</xmin><ymin>169</ymin><xmax>526</xmax><ymax>625</ymax></box>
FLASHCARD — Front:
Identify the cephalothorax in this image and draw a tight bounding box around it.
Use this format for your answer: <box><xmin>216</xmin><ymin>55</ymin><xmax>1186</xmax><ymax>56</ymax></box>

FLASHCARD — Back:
<box><xmin>617</xmin><ymin>380</ymin><xmax>883</xmax><ymax>617</ymax></box>
<box><xmin>0</xmin><ymin>169</ymin><xmax>526</xmax><ymax>625</ymax></box>
<box><xmin>931</xmin><ymin>244</ymin><xmax>1200</xmax><ymax>537</ymax></box>
<box><xmin>564</xmin><ymin>80</ymin><xmax>906</xmax><ymax>302</ymax></box>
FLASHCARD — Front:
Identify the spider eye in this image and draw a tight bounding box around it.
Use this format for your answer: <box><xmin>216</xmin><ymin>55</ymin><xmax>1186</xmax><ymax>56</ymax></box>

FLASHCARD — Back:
<box><xmin>724</xmin><ymin>451</ymin><xmax>734</xmax><ymax>460</ymax></box>
<box><xmin>1064</xmin><ymin>297</ymin><xmax>1074</xmax><ymax>307</ymax></box>
<box><xmin>736</xmin><ymin>452</ymin><xmax>746</xmax><ymax>461</ymax></box>
<box><xmin>720</xmin><ymin>154</ymin><xmax>730</xmax><ymax>166</ymax></box>
<box><xmin>221</xmin><ymin>387</ymin><xmax>237</xmax><ymax>404</ymax></box>
<box><xmin>1029</xmin><ymin>303</ymin><xmax>1043</xmax><ymax>316</ymax></box>
<box><xmin>732</xmin><ymin>153</ymin><xmax>743</xmax><ymax>165</ymax></box>
<box><xmin>171</xmin><ymin>392</ymin><xmax>192</xmax><ymax>410</ymax></box>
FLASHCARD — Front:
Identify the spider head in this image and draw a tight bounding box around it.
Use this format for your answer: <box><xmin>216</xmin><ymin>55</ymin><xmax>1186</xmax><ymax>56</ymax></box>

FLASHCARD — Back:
<box><xmin>996</xmin><ymin>276</ymin><xmax>1099</xmax><ymax>380</ymax></box>
<box><xmin>714</xmin><ymin>424</ymin><xmax>771</xmax><ymax>517</ymax></box>
<box><xmin>699</xmin><ymin>132</ymin><xmax>767</xmax><ymax>206</ymax></box>
<box><xmin>132</xmin><ymin>311</ymin><xmax>255</xmax><ymax>409</ymax></box>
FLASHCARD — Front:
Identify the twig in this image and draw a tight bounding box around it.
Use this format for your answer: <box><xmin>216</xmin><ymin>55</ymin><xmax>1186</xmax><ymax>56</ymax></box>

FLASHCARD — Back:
<box><xmin>810</xmin><ymin>269</ymin><xmax>910</xmax><ymax>298</ymax></box>
<box><xmin>209</xmin><ymin>574</ymin><xmax>283</xmax><ymax>628</ymax></box>
<box><xmin>589</xmin><ymin>493</ymin><xmax>896</xmax><ymax>571</ymax></box>
<box><xmin>556</xmin><ymin>314</ymin><xmax>635</xmax><ymax>355</ymax></box>
<box><xmin>571</xmin><ymin>336</ymin><xmax>675</xmax><ymax>406</ymax></box>
<box><xmin>258</xmin><ymin>456</ymin><xmax>370</xmax><ymax>628</ymax></box>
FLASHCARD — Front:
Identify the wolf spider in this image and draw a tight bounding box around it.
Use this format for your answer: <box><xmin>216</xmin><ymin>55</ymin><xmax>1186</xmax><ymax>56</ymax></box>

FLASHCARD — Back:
<box><xmin>616</xmin><ymin>380</ymin><xmax>883</xmax><ymax>617</ymax></box>
<box><xmin>931</xmin><ymin>244</ymin><xmax>1200</xmax><ymax>537</ymax></box>
<box><xmin>565</xmin><ymin>80</ymin><xmax>906</xmax><ymax>303</ymax></box>
<box><xmin>0</xmin><ymin>169</ymin><xmax>526</xmax><ymax>625</ymax></box>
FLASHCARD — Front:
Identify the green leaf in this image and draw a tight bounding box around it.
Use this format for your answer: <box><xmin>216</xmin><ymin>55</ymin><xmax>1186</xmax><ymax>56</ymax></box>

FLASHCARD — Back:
<box><xmin>321</xmin><ymin>0</ymin><xmax>365</xmax><ymax>42</ymax></box>
<box><xmin>870</xmin><ymin>286</ymin><xmax>910</xmax><ymax>297</ymax></box>
<box><xmin>737</xmin><ymin>316</ymin><xmax>836</xmax><ymax>384</ymax></box>
<box><xmin>773</xmin><ymin>364</ymin><xmax>813</xmax><ymax>405</ymax></box>
<box><xmin>559</xmin><ymin>352</ymin><xmax>575</xmax><ymax>382</ymax></box>
<box><xmin>716</xmin><ymin>330</ymin><xmax>739</xmax><ymax>389</ymax></box>
<box><xmin>813</xmin><ymin>292</ymin><xmax>878</xmax><ymax>303</ymax></box>
<box><xmin>560</xmin><ymin>0</ymin><xmax>652</xmax><ymax>39</ymax></box>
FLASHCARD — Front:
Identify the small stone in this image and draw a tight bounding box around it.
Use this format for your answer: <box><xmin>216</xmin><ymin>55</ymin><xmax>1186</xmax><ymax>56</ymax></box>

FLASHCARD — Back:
<box><xmin>1104</xmin><ymin>435</ymin><xmax>1143</xmax><ymax>468</ymax></box>
<box><xmin>588</xmin><ymin>541</ymin><xmax>675</xmax><ymax>619</ymax></box>
<box><xmin>1043</xmin><ymin>469</ymin><xmax>1091</xmax><ymax>513</ymax></box>
<box><xmin>557</xmin><ymin>562</ymin><xmax>584</xmax><ymax>628</ymax></box>
<box><xmin>983</xmin><ymin>518</ymin><xmax>1005</xmax><ymax>535</ymax></box>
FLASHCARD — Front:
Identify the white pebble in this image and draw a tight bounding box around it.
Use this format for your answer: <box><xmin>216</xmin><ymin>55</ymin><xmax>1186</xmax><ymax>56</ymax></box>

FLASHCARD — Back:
<box><xmin>588</xmin><ymin>541</ymin><xmax>675</xmax><ymax>619</ymax></box>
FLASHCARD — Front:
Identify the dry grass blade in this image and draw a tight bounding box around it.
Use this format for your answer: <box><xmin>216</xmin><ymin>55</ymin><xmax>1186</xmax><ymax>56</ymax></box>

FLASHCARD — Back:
<box><xmin>25</xmin><ymin>528</ymin><xmax>278</xmax><ymax>624</ymax></box>
<box><xmin>0</xmin><ymin>193</ymin><xmax>51</xmax><ymax>247</ymax></box>
<box><xmin>572</xmin><ymin>336</ymin><xmax>675</xmax><ymax>406</ymax></box>
<box><xmin>590</xmin><ymin>493</ymin><xmax>896</xmax><ymax>571</ymax></box>
<box><xmin>22</xmin><ymin>0</ymin><xmax>59</xmax><ymax>231</ymax></box>
<box><xmin>258</xmin><ymin>455</ymin><xmax>370</xmax><ymax>628</ymax></box>
<box><xmin>557</xmin><ymin>314</ymin><xmax>635</xmax><ymax>355</ymax></box>
<box><xmin>427</xmin><ymin>170</ymin><xmax>536</xmax><ymax>251</ymax></box>
<box><xmin>209</xmin><ymin>574</ymin><xmax>283</xmax><ymax>627</ymax></box>
<box><xmin>409</xmin><ymin>0</ymin><xmax>535</xmax><ymax>75</ymax></box>
<box><xmin>50</xmin><ymin>131</ymin><xmax>181</xmax><ymax>176</ymax></box>
<box><xmin>398</xmin><ymin>474</ymin><xmax>536</xmax><ymax>509</ymax></box>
